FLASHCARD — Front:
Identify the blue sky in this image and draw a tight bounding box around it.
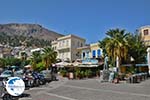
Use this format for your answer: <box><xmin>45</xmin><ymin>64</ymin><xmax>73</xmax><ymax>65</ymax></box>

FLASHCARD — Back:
<box><xmin>0</xmin><ymin>0</ymin><xmax>149</xmax><ymax>43</ymax></box>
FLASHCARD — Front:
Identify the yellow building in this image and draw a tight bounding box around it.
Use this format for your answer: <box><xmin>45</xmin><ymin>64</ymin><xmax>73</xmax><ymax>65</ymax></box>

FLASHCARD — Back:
<box><xmin>77</xmin><ymin>42</ymin><xmax>103</xmax><ymax>60</ymax></box>
<box><xmin>139</xmin><ymin>25</ymin><xmax>150</xmax><ymax>46</ymax></box>
<box><xmin>51</xmin><ymin>34</ymin><xmax>85</xmax><ymax>62</ymax></box>
<box><xmin>90</xmin><ymin>42</ymin><xmax>102</xmax><ymax>58</ymax></box>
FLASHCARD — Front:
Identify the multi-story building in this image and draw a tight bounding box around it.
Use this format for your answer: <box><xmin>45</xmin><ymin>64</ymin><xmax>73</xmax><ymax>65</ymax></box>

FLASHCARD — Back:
<box><xmin>90</xmin><ymin>43</ymin><xmax>102</xmax><ymax>58</ymax></box>
<box><xmin>139</xmin><ymin>25</ymin><xmax>150</xmax><ymax>46</ymax></box>
<box><xmin>77</xmin><ymin>42</ymin><xmax>103</xmax><ymax>60</ymax></box>
<box><xmin>77</xmin><ymin>42</ymin><xmax>103</xmax><ymax>66</ymax></box>
<box><xmin>51</xmin><ymin>34</ymin><xmax>86</xmax><ymax>62</ymax></box>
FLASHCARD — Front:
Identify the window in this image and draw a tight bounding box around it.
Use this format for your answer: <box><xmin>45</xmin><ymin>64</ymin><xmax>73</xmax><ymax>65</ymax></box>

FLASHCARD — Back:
<box><xmin>81</xmin><ymin>43</ymin><xmax>83</xmax><ymax>47</ymax></box>
<box><xmin>66</xmin><ymin>40</ymin><xmax>69</xmax><ymax>46</ymax></box>
<box><xmin>62</xmin><ymin>40</ymin><xmax>65</xmax><ymax>46</ymax></box>
<box><xmin>97</xmin><ymin>49</ymin><xmax>101</xmax><ymax>58</ymax></box>
<box><xmin>83</xmin><ymin>52</ymin><xmax>85</xmax><ymax>59</ymax></box>
<box><xmin>59</xmin><ymin>42</ymin><xmax>61</xmax><ymax>47</ymax></box>
<box><xmin>87</xmin><ymin>51</ymin><xmax>89</xmax><ymax>58</ymax></box>
<box><xmin>143</xmin><ymin>29</ymin><xmax>149</xmax><ymax>35</ymax></box>
<box><xmin>92</xmin><ymin>50</ymin><xmax>96</xmax><ymax>58</ymax></box>
<box><xmin>78</xmin><ymin>41</ymin><xmax>80</xmax><ymax>47</ymax></box>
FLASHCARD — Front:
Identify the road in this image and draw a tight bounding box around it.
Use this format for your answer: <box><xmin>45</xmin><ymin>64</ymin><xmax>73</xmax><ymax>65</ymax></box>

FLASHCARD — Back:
<box><xmin>19</xmin><ymin>76</ymin><xmax>150</xmax><ymax>100</ymax></box>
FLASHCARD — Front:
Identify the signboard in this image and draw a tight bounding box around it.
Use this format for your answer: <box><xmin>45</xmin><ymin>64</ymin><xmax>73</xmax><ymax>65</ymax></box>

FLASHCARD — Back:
<box><xmin>82</xmin><ymin>59</ymin><xmax>98</xmax><ymax>64</ymax></box>
<box><xmin>6</xmin><ymin>77</ymin><xmax>25</xmax><ymax>96</ymax></box>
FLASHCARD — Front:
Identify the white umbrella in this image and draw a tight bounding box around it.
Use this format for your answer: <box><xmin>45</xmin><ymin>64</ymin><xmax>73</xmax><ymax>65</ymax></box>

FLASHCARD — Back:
<box><xmin>24</xmin><ymin>65</ymin><xmax>32</xmax><ymax>68</ymax></box>
<box><xmin>56</xmin><ymin>62</ymin><xmax>73</xmax><ymax>67</ymax></box>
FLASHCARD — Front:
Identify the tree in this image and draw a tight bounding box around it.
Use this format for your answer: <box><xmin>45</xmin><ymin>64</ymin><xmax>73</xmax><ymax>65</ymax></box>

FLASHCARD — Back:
<box><xmin>30</xmin><ymin>51</ymin><xmax>42</xmax><ymax>70</ymax></box>
<box><xmin>42</xmin><ymin>46</ymin><xmax>57</xmax><ymax>70</ymax></box>
<box><xmin>99</xmin><ymin>28</ymin><xmax>129</xmax><ymax>72</ymax></box>
<box><xmin>4</xmin><ymin>57</ymin><xmax>22</xmax><ymax>66</ymax></box>
<box><xmin>0</xmin><ymin>58</ymin><xmax>6</xmax><ymax>68</ymax></box>
<box><xmin>126</xmin><ymin>33</ymin><xmax>147</xmax><ymax>64</ymax></box>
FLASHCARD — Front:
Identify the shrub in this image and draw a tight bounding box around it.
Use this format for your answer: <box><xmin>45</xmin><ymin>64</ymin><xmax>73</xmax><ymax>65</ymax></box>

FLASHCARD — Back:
<box><xmin>60</xmin><ymin>69</ymin><xmax>67</xmax><ymax>77</ymax></box>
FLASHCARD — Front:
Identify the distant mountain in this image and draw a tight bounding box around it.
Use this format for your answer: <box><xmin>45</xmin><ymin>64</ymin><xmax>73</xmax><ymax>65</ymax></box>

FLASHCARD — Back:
<box><xmin>0</xmin><ymin>23</ymin><xmax>63</xmax><ymax>41</ymax></box>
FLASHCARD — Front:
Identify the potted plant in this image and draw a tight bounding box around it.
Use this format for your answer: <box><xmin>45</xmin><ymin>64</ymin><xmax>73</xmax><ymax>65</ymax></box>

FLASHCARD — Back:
<box><xmin>60</xmin><ymin>69</ymin><xmax>67</xmax><ymax>77</ymax></box>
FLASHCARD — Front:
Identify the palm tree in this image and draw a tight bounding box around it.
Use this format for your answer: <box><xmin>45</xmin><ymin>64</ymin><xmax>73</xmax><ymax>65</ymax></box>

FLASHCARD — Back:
<box><xmin>99</xmin><ymin>28</ymin><xmax>129</xmax><ymax>72</ymax></box>
<box><xmin>42</xmin><ymin>46</ymin><xmax>57</xmax><ymax>70</ymax></box>
<box><xmin>30</xmin><ymin>51</ymin><xmax>42</xmax><ymax>70</ymax></box>
<box><xmin>127</xmin><ymin>33</ymin><xmax>147</xmax><ymax>64</ymax></box>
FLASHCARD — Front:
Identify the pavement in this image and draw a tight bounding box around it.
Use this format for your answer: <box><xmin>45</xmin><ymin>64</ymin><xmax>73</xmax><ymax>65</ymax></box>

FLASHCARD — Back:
<box><xmin>19</xmin><ymin>77</ymin><xmax>150</xmax><ymax>100</ymax></box>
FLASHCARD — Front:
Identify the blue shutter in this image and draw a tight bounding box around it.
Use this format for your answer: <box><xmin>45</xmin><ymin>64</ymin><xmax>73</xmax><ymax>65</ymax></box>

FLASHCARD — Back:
<box><xmin>97</xmin><ymin>49</ymin><xmax>101</xmax><ymax>57</ymax></box>
<box><xmin>92</xmin><ymin>50</ymin><xmax>96</xmax><ymax>58</ymax></box>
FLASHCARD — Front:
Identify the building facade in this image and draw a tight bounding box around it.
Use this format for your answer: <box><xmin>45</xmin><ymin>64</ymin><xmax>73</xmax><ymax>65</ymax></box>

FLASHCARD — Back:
<box><xmin>90</xmin><ymin>43</ymin><xmax>102</xmax><ymax>58</ymax></box>
<box><xmin>139</xmin><ymin>25</ymin><xmax>150</xmax><ymax>46</ymax></box>
<box><xmin>52</xmin><ymin>34</ymin><xmax>86</xmax><ymax>62</ymax></box>
<box><xmin>77</xmin><ymin>42</ymin><xmax>103</xmax><ymax>60</ymax></box>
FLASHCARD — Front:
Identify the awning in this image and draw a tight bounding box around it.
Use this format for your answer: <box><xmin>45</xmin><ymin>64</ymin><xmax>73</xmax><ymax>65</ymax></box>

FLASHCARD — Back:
<box><xmin>56</xmin><ymin>62</ymin><xmax>73</xmax><ymax>68</ymax></box>
<box><xmin>78</xmin><ymin>64</ymin><xmax>99</xmax><ymax>68</ymax></box>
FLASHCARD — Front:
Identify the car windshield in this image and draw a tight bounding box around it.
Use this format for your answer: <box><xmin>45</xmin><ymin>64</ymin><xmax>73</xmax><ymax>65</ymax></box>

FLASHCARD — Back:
<box><xmin>41</xmin><ymin>70</ymin><xmax>51</xmax><ymax>74</ymax></box>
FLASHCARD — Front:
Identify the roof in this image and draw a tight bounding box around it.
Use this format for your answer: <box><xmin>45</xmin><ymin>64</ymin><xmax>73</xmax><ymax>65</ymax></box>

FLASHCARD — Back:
<box><xmin>57</xmin><ymin>34</ymin><xmax>86</xmax><ymax>41</ymax></box>
<box><xmin>139</xmin><ymin>25</ymin><xmax>150</xmax><ymax>30</ymax></box>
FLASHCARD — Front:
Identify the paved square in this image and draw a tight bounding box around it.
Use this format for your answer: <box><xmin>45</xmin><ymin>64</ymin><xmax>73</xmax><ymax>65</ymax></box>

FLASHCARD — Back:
<box><xmin>20</xmin><ymin>77</ymin><xmax>150</xmax><ymax>100</ymax></box>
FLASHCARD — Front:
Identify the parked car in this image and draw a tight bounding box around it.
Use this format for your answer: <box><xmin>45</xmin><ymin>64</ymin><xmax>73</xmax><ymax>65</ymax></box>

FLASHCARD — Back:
<box><xmin>0</xmin><ymin>70</ymin><xmax>13</xmax><ymax>78</ymax></box>
<box><xmin>32</xmin><ymin>72</ymin><xmax>46</xmax><ymax>86</ymax></box>
<box><xmin>14</xmin><ymin>70</ymin><xmax>24</xmax><ymax>78</ymax></box>
<box><xmin>40</xmin><ymin>70</ymin><xmax>52</xmax><ymax>83</ymax></box>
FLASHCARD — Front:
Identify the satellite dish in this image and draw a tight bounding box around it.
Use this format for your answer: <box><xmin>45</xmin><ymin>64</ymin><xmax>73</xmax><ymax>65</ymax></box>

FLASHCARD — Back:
<box><xmin>6</xmin><ymin>77</ymin><xmax>25</xmax><ymax>96</ymax></box>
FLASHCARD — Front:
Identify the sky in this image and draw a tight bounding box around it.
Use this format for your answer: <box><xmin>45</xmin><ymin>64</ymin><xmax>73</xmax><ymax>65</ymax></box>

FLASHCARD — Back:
<box><xmin>0</xmin><ymin>0</ymin><xmax>149</xmax><ymax>43</ymax></box>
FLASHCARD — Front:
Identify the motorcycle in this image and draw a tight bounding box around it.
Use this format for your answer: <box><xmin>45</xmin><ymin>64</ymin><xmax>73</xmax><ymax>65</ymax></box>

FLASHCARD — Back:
<box><xmin>0</xmin><ymin>77</ymin><xmax>13</xmax><ymax>100</ymax></box>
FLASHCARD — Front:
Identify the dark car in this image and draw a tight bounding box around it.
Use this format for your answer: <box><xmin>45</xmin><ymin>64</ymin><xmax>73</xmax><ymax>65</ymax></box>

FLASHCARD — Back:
<box><xmin>40</xmin><ymin>70</ymin><xmax>52</xmax><ymax>83</ymax></box>
<box><xmin>32</xmin><ymin>72</ymin><xmax>46</xmax><ymax>85</ymax></box>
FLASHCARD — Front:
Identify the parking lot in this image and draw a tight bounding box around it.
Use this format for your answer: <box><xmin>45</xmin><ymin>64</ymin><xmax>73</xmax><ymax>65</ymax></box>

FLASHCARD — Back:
<box><xmin>19</xmin><ymin>76</ymin><xmax>150</xmax><ymax>100</ymax></box>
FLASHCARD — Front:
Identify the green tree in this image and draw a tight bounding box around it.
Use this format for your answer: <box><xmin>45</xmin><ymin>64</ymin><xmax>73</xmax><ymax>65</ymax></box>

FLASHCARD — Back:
<box><xmin>36</xmin><ymin>62</ymin><xmax>46</xmax><ymax>72</ymax></box>
<box><xmin>0</xmin><ymin>58</ymin><xmax>6</xmax><ymax>68</ymax></box>
<box><xmin>42</xmin><ymin>46</ymin><xmax>57</xmax><ymax>70</ymax></box>
<box><xmin>30</xmin><ymin>51</ymin><xmax>42</xmax><ymax>70</ymax></box>
<box><xmin>4</xmin><ymin>57</ymin><xmax>22</xmax><ymax>66</ymax></box>
<box><xmin>126</xmin><ymin>33</ymin><xmax>147</xmax><ymax>63</ymax></box>
<box><xmin>99</xmin><ymin>28</ymin><xmax>129</xmax><ymax>71</ymax></box>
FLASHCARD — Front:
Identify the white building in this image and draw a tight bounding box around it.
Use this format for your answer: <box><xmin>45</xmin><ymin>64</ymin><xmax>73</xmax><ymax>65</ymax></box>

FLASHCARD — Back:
<box><xmin>139</xmin><ymin>25</ymin><xmax>150</xmax><ymax>46</ymax></box>
<box><xmin>52</xmin><ymin>34</ymin><xmax>86</xmax><ymax>62</ymax></box>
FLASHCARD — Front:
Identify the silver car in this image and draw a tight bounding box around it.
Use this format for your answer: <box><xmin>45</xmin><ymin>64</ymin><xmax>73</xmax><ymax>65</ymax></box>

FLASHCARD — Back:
<box><xmin>0</xmin><ymin>70</ymin><xmax>13</xmax><ymax>78</ymax></box>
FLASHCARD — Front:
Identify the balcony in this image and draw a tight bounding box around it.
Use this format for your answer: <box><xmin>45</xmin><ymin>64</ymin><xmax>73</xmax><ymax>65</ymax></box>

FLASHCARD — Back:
<box><xmin>57</xmin><ymin>45</ymin><xmax>70</xmax><ymax>51</ymax></box>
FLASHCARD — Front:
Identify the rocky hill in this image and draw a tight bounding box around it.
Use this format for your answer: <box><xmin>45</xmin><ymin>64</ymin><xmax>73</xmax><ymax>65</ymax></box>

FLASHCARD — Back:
<box><xmin>0</xmin><ymin>23</ymin><xmax>63</xmax><ymax>41</ymax></box>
